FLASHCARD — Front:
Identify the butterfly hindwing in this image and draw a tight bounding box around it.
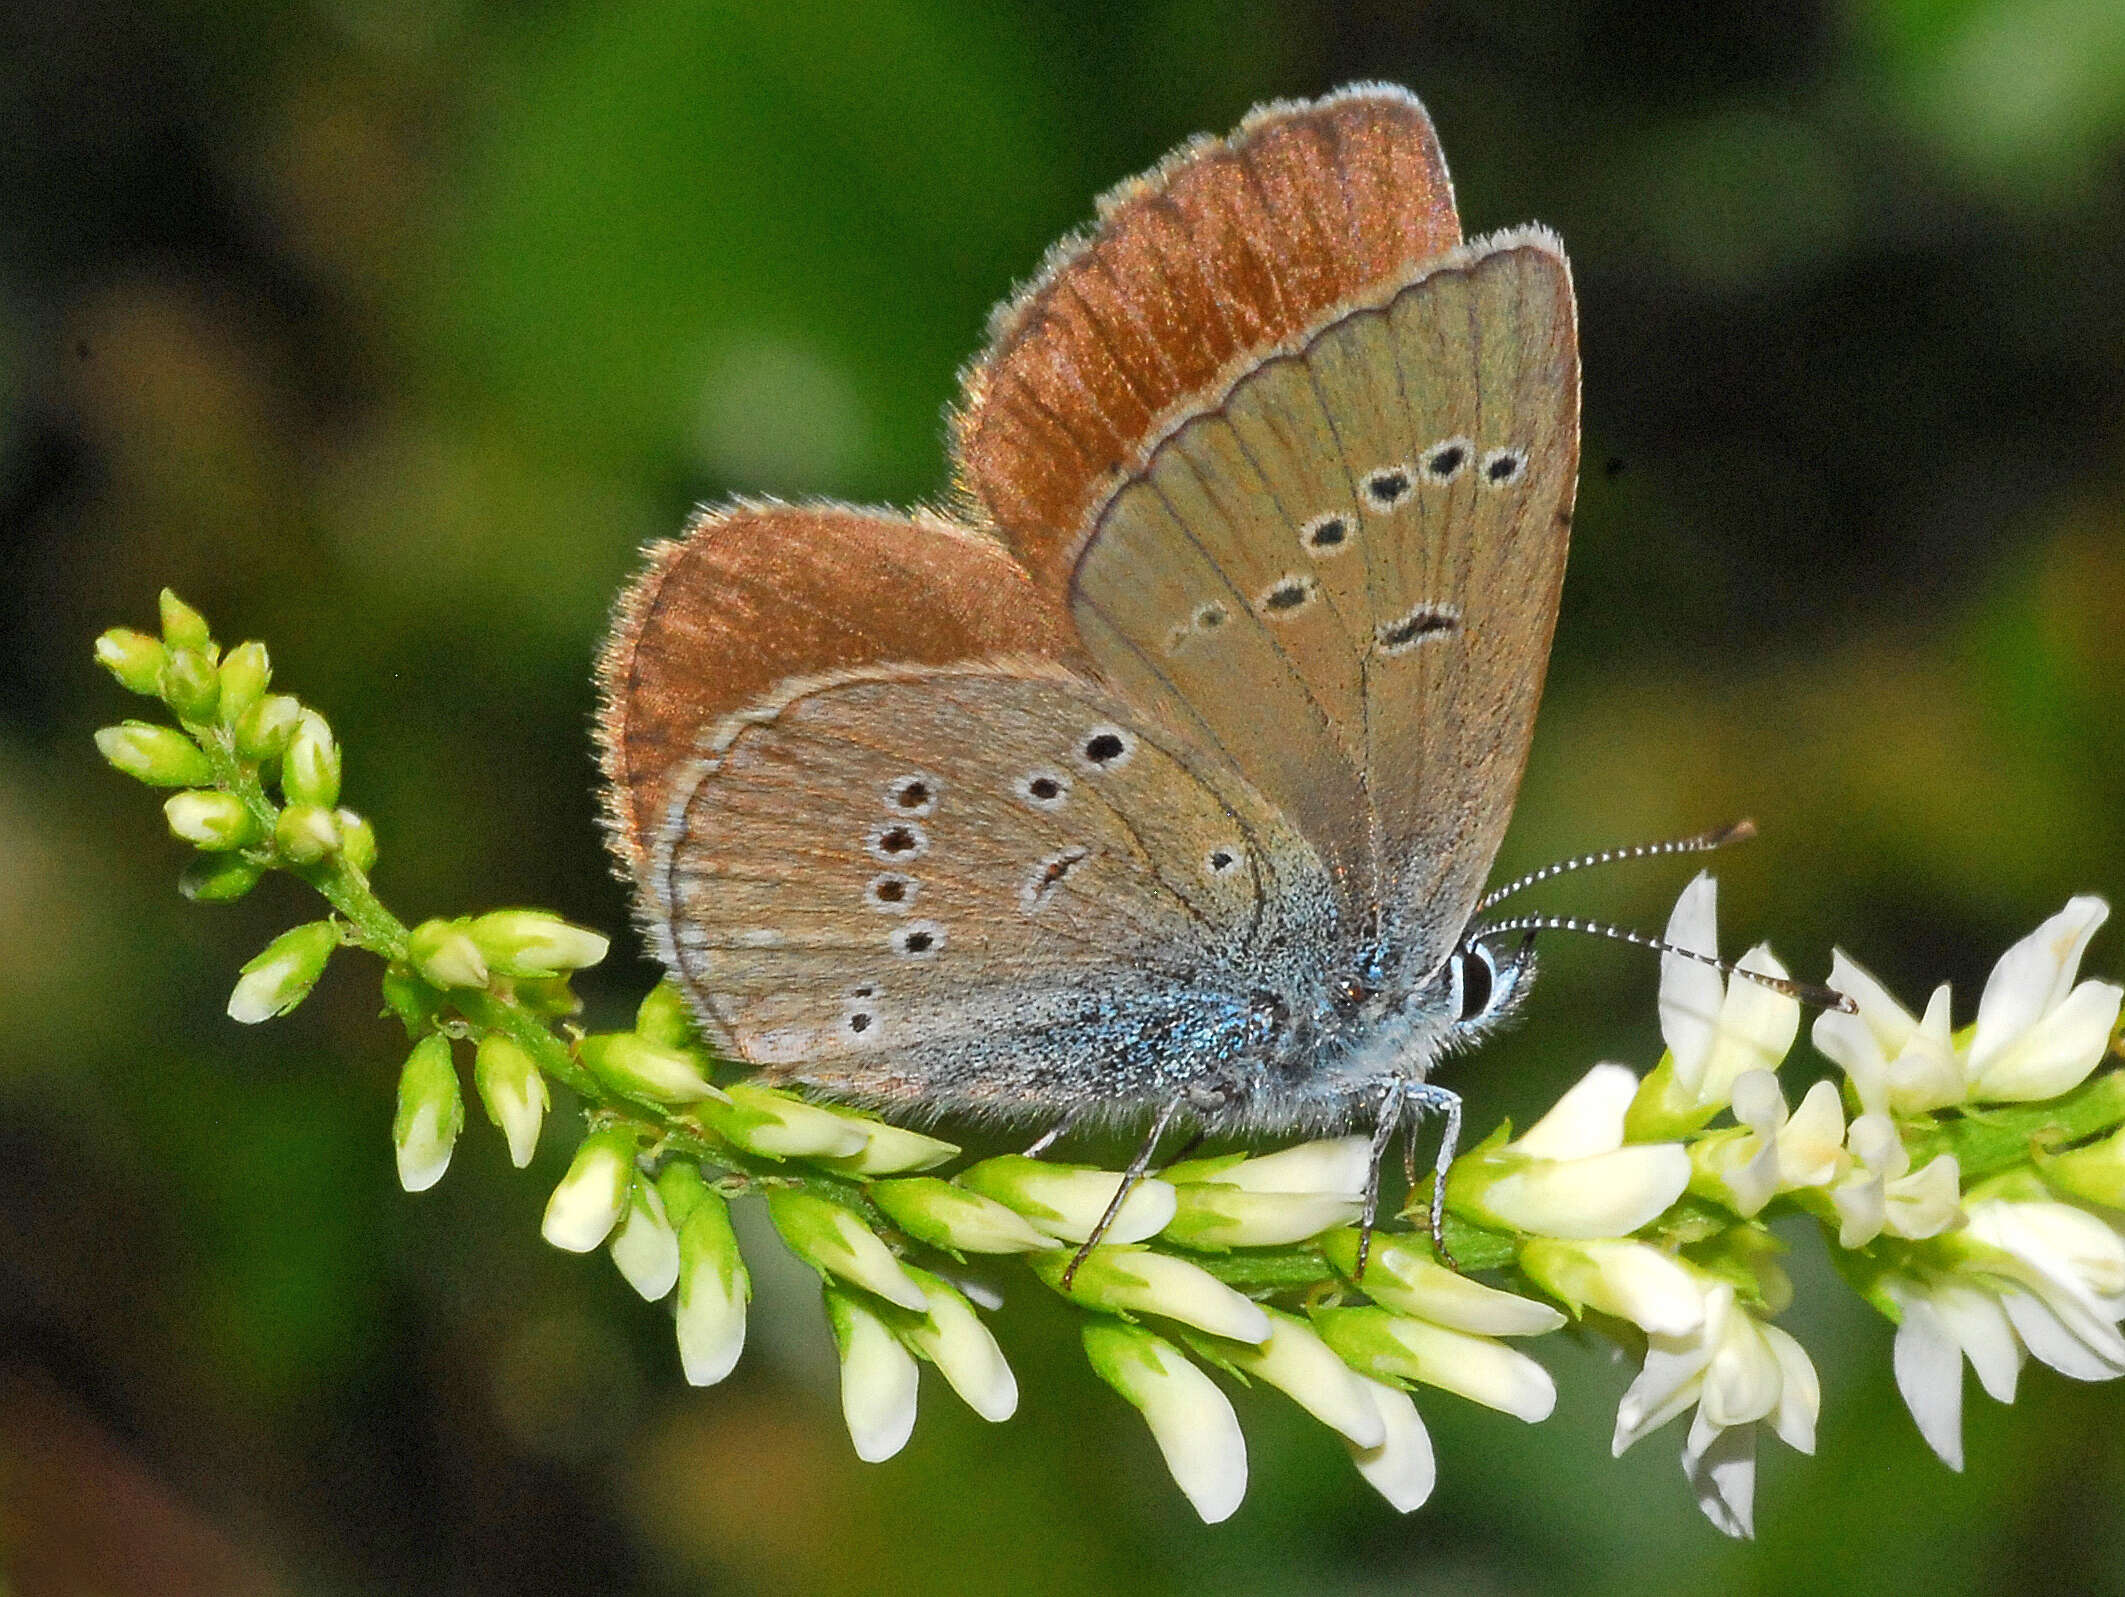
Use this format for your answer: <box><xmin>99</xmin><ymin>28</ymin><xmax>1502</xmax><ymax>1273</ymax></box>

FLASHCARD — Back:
<box><xmin>651</xmin><ymin>663</ymin><xmax>1339</xmax><ymax>1118</ymax></box>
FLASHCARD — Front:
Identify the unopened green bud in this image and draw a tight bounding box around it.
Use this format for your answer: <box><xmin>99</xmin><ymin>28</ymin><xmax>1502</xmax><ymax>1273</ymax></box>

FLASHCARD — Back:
<box><xmin>466</xmin><ymin>909</ymin><xmax>609</xmax><ymax>978</ymax></box>
<box><xmin>159</xmin><ymin>588</ymin><xmax>212</xmax><ymax>652</ymax></box>
<box><xmin>634</xmin><ymin>981</ymin><xmax>697</xmax><ymax>1048</ymax></box>
<box><xmin>473</xmin><ymin>1033</ymin><xmax>547</xmax><ymax>1168</ymax></box>
<box><xmin>2041</xmin><ymin>1120</ymin><xmax>2125</xmax><ymax>1209</ymax></box>
<box><xmin>227</xmin><ymin>919</ymin><xmax>338</xmax><ymax>1024</ymax></box>
<box><xmin>180</xmin><ymin>854</ymin><xmax>265</xmax><ymax>902</ymax></box>
<box><xmin>542</xmin><ymin>1128</ymin><xmax>636</xmax><ymax>1252</ymax></box>
<box><xmin>282</xmin><ymin>710</ymin><xmax>341</xmax><ymax>807</ymax></box>
<box><xmin>380</xmin><ymin>967</ymin><xmax>444</xmax><ymax>1035</ymax></box>
<box><xmin>394</xmin><ymin>1034</ymin><xmax>462</xmax><ymax>1193</ymax></box>
<box><xmin>215</xmin><ymin>641</ymin><xmax>271</xmax><ymax>725</ymax></box>
<box><xmin>95</xmin><ymin>722</ymin><xmax>212</xmax><ymax>787</ymax></box>
<box><xmin>766</xmin><ymin>1190</ymin><xmax>928</xmax><ymax>1311</ymax></box>
<box><xmin>335</xmin><ymin>809</ymin><xmax>377</xmax><ymax>873</ymax></box>
<box><xmin>158</xmin><ymin>648</ymin><xmax>220</xmax><ymax>722</ymax></box>
<box><xmin>95</xmin><ymin>628</ymin><xmax>166</xmax><ymax>695</ymax></box>
<box><xmin>234</xmin><ymin>694</ymin><xmax>302</xmax><ymax>761</ymax></box>
<box><xmin>871</xmin><ymin>1177</ymin><xmax>1052</xmax><ymax>1254</ymax></box>
<box><xmin>164</xmin><ymin>790</ymin><xmax>258</xmax><ymax>851</ymax></box>
<box><xmin>512</xmin><ymin>975</ymin><xmax>581</xmax><ymax>1018</ymax></box>
<box><xmin>578</xmin><ymin>1031</ymin><xmax>722</xmax><ymax>1105</ymax></box>
<box><xmin>274</xmin><ymin>802</ymin><xmax>341</xmax><ymax>863</ymax></box>
<box><xmin>407</xmin><ymin>918</ymin><xmax>488</xmax><ymax>988</ymax></box>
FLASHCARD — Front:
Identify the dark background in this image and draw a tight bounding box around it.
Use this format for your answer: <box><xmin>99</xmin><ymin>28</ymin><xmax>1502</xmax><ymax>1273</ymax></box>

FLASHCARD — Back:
<box><xmin>5</xmin><ymin>0</ymin><xmax>2125</xmax><ymax>1591</ymax></box>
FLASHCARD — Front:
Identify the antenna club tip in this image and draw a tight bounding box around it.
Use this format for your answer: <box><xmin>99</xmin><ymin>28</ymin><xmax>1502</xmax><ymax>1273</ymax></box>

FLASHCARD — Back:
<box><xmin>1718</xmin><ymin>818</ymin><xmax>1759</xmax><ymax>844</ymax></box>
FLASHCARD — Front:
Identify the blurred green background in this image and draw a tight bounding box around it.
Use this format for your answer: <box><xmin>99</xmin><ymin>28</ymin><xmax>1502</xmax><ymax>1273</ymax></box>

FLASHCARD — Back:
<box><xmin>5</xmin><ymin>0</ymin><xmax>2125</xmax><ymax>1591</ymax></box>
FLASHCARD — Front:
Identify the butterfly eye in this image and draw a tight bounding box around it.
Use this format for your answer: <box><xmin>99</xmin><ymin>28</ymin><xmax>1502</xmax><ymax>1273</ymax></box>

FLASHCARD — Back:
<box><xmin>1451</xmin><ymin>944</ymin><xmax>1497</xmax><ymax>1023</ymax></box>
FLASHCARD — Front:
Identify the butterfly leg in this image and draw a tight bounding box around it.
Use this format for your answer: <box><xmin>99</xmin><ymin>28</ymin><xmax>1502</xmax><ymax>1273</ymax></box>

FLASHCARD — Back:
<box><xmin>1353</xmin><ymin>1080</ymin><xmax>1406</xmax><ymax>1282</ymax></box>
<box><xmin>1405</xmin><ymin>1082</ymin><xmax>1464</xmax><ymax>1271</ymax></box>
<box><xmin>1059</xmin><ymin>1094</ymin><xmax>1186</xmax><ymax>1290</ymax></box>
<box><xmin>1023</xmin><ymin>1110</ymin><xmax>1084</xmax><ymax>1159</ymax></box>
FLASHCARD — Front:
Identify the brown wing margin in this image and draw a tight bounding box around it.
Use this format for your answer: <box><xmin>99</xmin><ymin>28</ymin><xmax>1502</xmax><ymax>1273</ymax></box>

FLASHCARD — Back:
<box><xmin>950</xmin><ymin>83</ymin><xmax>1462</xmax><ymax>585</ymax></box>
<box><xmin>593</xmin><ymin>501</ymin><xmax>1075</xmax><ymax>891</ymax></box>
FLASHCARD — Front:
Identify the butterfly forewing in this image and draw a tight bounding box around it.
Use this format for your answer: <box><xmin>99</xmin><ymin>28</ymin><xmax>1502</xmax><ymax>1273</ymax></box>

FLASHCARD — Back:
<box><xmin>653</xmin><ymin>664</ymin><xmax>1338</xmax><ymax>1115</ymax></box>
<box><xmin>1064</xmin><ymin>233</ymin><xmax>1578</xmax><ymax>975</ymax></box>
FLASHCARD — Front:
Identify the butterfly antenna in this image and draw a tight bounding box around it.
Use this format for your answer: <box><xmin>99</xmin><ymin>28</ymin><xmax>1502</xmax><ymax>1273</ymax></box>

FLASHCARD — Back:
<box><xmin>1474</xmin><ymin>912</ymin><xmax>1857</xmax><ymax>1013</ymax></box>
<box><xmin>1474</xmin><ymin>819</ymin><xmax>1758</xmax><ymax>915</ymax></box>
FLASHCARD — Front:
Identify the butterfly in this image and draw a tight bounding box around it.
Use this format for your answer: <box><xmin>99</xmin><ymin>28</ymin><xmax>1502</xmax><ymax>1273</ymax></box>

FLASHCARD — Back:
<box><xmin>596</xmin><ymin>83</ymin><xmax>1585</xmax><ymax>1256</ymax></box>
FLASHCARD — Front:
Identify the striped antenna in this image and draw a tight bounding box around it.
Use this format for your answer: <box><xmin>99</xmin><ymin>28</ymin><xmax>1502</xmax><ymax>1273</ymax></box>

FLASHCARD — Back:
<box><xmin>1473</xmin><ymin>911</ymin><xmax>1856</xmax><ymax>1013</ymax></box>
<box><xmin>1475</xmin><ymin>819</ymin><xmax>1758</xmax><ymax>915</ymax></box>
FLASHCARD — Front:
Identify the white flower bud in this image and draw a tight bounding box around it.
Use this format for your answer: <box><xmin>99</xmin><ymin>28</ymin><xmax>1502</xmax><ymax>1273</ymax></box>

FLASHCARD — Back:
<box><xmin>467</xmin><ymin>909</ymin><xmax>611</xmax><ymax>978</ymax></box>
<box><xmin>393</xmin><ymin>1034</ymin><xmax>461</xmax><ymax>1193</ymax></box>
<box><xmin>1037</xmin><ymin>1246</ymin><xmax>1271</xmax><ymax>1344</ymax></box>
<box><xmin>957</xmin><ymin>1156</ymin><xmax>1176</xmax><ymax>1244</ymax></box>
<box><xmin>1215</xmin><ymin>1307</ymin><xmax>1383</xmax><ymax>1447</ymax></box>
<box><xmin>282</xmin><ymin>710</ymin><xmax>341</xmax><ymax>808</ymax></box>
<box><xmin>1345</xmin><ymin>1377</ymin><xmax>1436</xmax><ymax>1512</ymax></box>
<box><xmin>871</xmin><ymin>1177</ymin><xmax>1054</xmax><ymax>1253</ymax></box>
<box><xmin>826</xmin><ymin>1288</ymin><xmax>920</xmax><ymax>1463</ymax></box>
<box><xmin>226</xmin><ymin>920</ymin><xmax>338</xmax><ymax>1024</ymax></box>
<box><xmin>900</xmin><ymin>1267</ymin><xmax>1017</xmax><ymax>1422</ymax></box>
<box><xmin>816</xmin><ymin>1118</ymin><xmax>960</xmax><ymax>1176</ymax></box>
<box><xmin>610</xmin><ymin>1176</ymin><xmax>680</xmax><ymax>1301</ymax></box>
<box><xmin>1322</xmin><ymin>1230</ymin><xmax>1564</xmax><ymax>1336</ymax></box>
<box><xmin>767</xmin><ymin>1191</ymin><xmax>928</xmax><ymax>1312</ymax></box>
<box><xmin>1519</xmin><ymin>1238</ymin><xmax>1707</xmax><ymax>1336</ymax></box>
<box><xmin>407</xmin><ymin>918</ymin><xmax>489</xmax><ymax>990</ymax></box>
<box><xmin>164</xmin><ymin>789</ymin><xmax>257</xmax><ymax>850</ymax></box>
<box><xmin>541</xmin><ymin>1130</ymin><xmax>635</xmax><ymax>1253</ymax></box>
<box><xmin>577</xmin><ymin>1032</ymin><xmax>722</xmax><ymax>1106</ymax></box>
<box><xmin>95</xmin><ymin>722</ymin><xmax>213</xmax><ymax>787</ymax></box>
<box><xmin>1315</xmin><ymin>1308</ymin><xmax>1555</xmax><ymax>1422</ymax></box>
<box><xmin>702</xmin><ymin>1084</ymin><xmax>869</xmax><ymax>1158</ymax></box>
<box><xmin>665</xmin><ymin>1174</ymin><xmax>748</xmax><ymax>1386</ymax></box>
<box><xmin>1082</xmin><ymin>1321</ymin><xmax>1246</xmax><ymax>1524</ymax></box>
<box><xmin>472</xmin><ymin>1033</ymin><xmax>547</xmax><ymax>1168</ymax></box>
